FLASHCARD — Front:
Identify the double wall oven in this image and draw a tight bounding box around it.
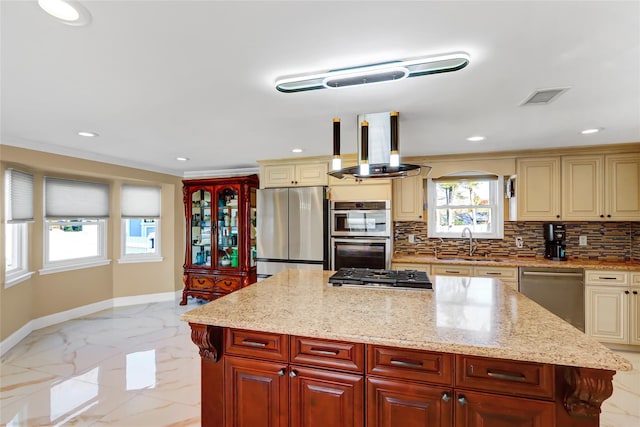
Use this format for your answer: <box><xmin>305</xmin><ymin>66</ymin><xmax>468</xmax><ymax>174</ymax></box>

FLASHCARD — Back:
<box><xmin>330</xmin><ymin>201</ymin><xmax>392</xmax><ymax>270</ymax></box>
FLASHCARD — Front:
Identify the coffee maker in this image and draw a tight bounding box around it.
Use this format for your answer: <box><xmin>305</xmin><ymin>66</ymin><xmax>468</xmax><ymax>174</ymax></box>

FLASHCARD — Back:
<box><xmin>544</xmin><ymin>223</ymin><xmax>567</xmax><ymax>261</ymax></box>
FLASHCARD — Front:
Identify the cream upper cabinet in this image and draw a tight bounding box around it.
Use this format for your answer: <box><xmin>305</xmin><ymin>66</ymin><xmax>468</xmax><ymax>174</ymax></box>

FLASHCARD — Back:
<box><xmin>562</xmin><ymin>155</ymin><xmax>603</xmax><ymax>220</ymax></box>
<box><xmin>606</xmin><ymin>154</ymin><xmax>640</xmax><ymax>220</ymax></box>
<box><xmin>261</xmin><ymin>162</ymin><xmax>328</xmax><ymax>188</ymax></box>
<box><xmin>516</xmin><ymin>157</ymin><xmax>561</xmax><ymax>221</ymax></box>
<box><xmin>392</xmin><ymin>175</ymin><xmax>424</xmax><ymax>221</ymax></box>
<box><xmin>562</xmin><ymin>154</ymin><xmax>640</xmax><ymax>220</ymax></box>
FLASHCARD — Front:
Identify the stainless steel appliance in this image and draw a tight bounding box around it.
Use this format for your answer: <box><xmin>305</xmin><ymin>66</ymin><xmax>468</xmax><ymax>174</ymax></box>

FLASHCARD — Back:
<box><xmin>544</xmin><ymin>222</ymin><xmax>567</xmax><ymax>261</ymax></box>
<box><xmin>328</xmin><ymin>268</ymin><xmax>432</xmax><ymax>290</ymax></box>
<box><xmin>519</xmin><ymin>267</ymin><xmax>584</xmax><ymax>331</ymax></box>
<box><xmin>330</xmin><ymin>200</ymin><xmax>392</xmax><ymax>270</ymax></box>
<box><xmin>256</xmin><ymin>187</ymin><xmax>328</xmax><ymax>279</ymax></box>
<box><xmin>330</xmin><ymin>201</ymin><xmax>391</xmax><ymax>237</ymax></box>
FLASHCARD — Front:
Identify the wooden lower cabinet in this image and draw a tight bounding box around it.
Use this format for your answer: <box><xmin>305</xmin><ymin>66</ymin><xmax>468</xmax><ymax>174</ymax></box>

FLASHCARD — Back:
<box><xmin>367</xmin><ymin>377</ymin><xmax>452</xmax><ymax>427</ymax></box>
<box><xmin>454</xmin><ymin>390</ymin><xmax>555</xmax><ymax>427</ymax></box>
<box><xmin>190</xmin><ymin>326</ymin><xmax>613</xmax><ymax>427</ymax></box>
<box><xmin>225</xmin><ymin>356</ymin><xmax>288</xmax><ymax>427</ymax></box>
<box><xmin>290</xmin><ymin>366</ymin><xmax>364</xmax><ymax>427</ymax></box>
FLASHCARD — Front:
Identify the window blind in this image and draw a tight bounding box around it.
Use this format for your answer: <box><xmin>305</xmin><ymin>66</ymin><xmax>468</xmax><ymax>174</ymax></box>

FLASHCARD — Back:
<box><xmin>44</xmin><ymin>177</ymin><xmax>110</xmax><ymax>219</ymax></box>
<box><xmin>5</xmin><ymin>169</ymin><xmax>34</xmax><ymax>223</ymax></box>
<box><xmin>121</xmin><ymin>185</ymin><xmax>161</xmax><ymax>218</ymax></box>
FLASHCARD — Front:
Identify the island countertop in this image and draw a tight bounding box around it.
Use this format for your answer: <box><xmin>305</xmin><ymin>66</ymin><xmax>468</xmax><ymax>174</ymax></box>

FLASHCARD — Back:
<box><xmin>181</xmin><ymin>269</ymin><xmax>632</xmax><ymax>372</ymax></box>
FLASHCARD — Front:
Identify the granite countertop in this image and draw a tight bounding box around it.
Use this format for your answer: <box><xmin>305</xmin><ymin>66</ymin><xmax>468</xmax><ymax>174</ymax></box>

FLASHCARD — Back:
<box><xmin>393</xmin><ymin>254</ymin><xmax>640</xmax><ymax>270</ymax></box>
<box><xmin>181</xmin><ymin>270</ymin><xmax>632</xmax><ymax>372</ymax></box>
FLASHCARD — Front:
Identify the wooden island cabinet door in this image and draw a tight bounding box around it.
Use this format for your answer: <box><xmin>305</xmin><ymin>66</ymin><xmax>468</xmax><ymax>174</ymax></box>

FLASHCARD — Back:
<box><xmin>454</xmin><ymin>390</ymin><xmax>555</xmax><ymax>427</ymax></box>
<box><xmin>367</xmin><ymin>377</ymin><xmax>452</xmax><ymax>427</ymax></box>
<box><xmin>225</xmin><ymin>356</ymin><xmax>288</xmax><ymax>427</ymax></box>
<box><xmin>289</xmin><ymin>366</ymin><xmax>364</xmax><ymax>427</ymax></box>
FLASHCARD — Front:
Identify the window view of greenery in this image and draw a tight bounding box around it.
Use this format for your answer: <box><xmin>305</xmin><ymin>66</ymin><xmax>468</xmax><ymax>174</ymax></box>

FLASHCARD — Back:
<box><xmin>124</xmin><ymin>218</ymin><xmax>157</xmax><ymax>254</ymax></box>
<box><xmin>433</xmin><ymin>179</ymin><xmax>495</xmax><ymax>234</ymax></box>
<box><xmin>47</xmin><ymin>219</ymin><xmax>100</xmax><ymax>262</ymax></box>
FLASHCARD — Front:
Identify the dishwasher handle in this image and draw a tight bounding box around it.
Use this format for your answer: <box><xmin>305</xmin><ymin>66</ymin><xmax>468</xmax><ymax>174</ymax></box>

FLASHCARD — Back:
<box><xmin>521</xmin><ymin>271</ymin><xmax>583</xmax><ymax>278</ymax></box>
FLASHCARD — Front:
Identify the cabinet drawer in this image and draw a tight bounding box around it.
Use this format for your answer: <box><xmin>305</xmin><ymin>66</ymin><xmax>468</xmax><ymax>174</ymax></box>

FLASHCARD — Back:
<box><xmin>474</xmin><ymin>266</ymin><xmax>518</xmax><ymax>280</ymax></box>
<box><xmin>585</xmin><ymin>270</ymin><xmax>628</xmax><ymax>285</ymax></box>
<box><xmin>290</xmin><ymin>336</ymin><xmax>364</xmax><ymax>373</ymax></box>
<box><xmin>367</xmin><ymin>345</ymin><xmax>453</xmax><ymax>386</ymax></box>
<box><xmin>431</xmin><ymin>264</ymin><xmax>474</xmax><ymax>277</ymax></box>
<box><xmin>631</xmin><ymin>272</ymin><xmax>640</xmax><ymax>286</ymax></box>
<box><xmin>189</xmin><ymin>276</ymin><xmax>215</xmax><ymax>291</ymax></box>
<box><xmin>215</xmin><ymin>275</ymin><xmax>241</xmax><ymax>292</ymax></box>
<box><xmin>455</xmin><ymin>355</ymin><xmax>554</xmax><ymax>399</ymax></box>
<box><xmin>225</xmin><ymin>329</ymin><xmax>288</xmax><ymax>361</ymax></box>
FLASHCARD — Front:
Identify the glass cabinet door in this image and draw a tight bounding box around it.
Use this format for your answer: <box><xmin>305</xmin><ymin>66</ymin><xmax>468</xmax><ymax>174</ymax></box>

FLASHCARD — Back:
<box><xmin>191</xmin><ymin>189</ymin><xmax>212</xmax><ymax>267</ymax></box>
<box><xmin>217</xmin><ymin>187</ymin><xmax>239</xmax><ymax>269</ymax></box>
<box><xmin>250</xmin><ymin>188</ymin><xmax>257</xmax><ymax>268</ymax></box>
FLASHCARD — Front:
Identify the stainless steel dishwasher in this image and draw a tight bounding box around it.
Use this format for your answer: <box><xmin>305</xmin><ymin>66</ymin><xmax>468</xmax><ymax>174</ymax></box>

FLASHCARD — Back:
<box><xmin>518</xmin><ymin>267</ymin><xmax>585</xmax><ymax>332</ymax></box>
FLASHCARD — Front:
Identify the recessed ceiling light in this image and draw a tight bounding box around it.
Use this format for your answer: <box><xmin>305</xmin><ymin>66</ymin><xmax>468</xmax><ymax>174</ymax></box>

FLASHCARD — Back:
<box><xmin>38</xmin><ymin>0</ymin><xmax>92</xmax><ymax>26</ymax></box>
<box><xmin>176</xmin><ymin>157</ymin><xmax>189</xmax><ymax>162</ymax></box>
<box><xmin>581</xmin><ymin>128</ymin><xmax>602</xmax><ymax>135</ymax></box>
<box><xmin>77</xmin><ymin>131</ymin><xmax>98</xmax><ymax>137</ymax></box>
<box><xmin>466</xmin><ymin>136</ymin><xmax>485</xmax><ymax>142</ymax></box>
<box><xmin>291</xmin><ymin>148</ymin><xmax>303</xmax><ymax>153</ymax></box>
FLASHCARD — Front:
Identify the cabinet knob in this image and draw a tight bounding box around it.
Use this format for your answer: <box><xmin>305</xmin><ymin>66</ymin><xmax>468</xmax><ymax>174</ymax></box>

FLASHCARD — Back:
<box><xmin>278</xmin><ymin>368</ymin><xmax>286</xmax><ymax>377</ymax></box>
<box><xmin>441</xmin><ymin>392</ymin><xmax>451</xmax><ymax>402</ymax></box>
<box><xmin>600</xmin><ymin>214</ymin><xmax>605</xmax><ymax>218</ymax></box>
<box><xmin>289</xmin><ymin>370</ymin><xmax>297</xmax><ymax>378</ymax></box>
<box><xmin>607</xmin><ymin>214</ymin><xmax>611</xmax><ymax>218</ymax></box>
<box><xmin>625</xmin><ymin>290</ymin><xmax>630</xmax><ymax>295</ymax></box>
<box><xmin>633</xmin><ymin>291</ymin><xmax>638</xmax><ymax>295</ymax></box>
<box><xmin>457</xmin><ymin>395</ymin><xmax>467</xmax><ymax>406</ymax></box>
<box><xmin>556</xmin><ymin>215</ymin><xmax>561</xmax><ymax>219</ymax></box>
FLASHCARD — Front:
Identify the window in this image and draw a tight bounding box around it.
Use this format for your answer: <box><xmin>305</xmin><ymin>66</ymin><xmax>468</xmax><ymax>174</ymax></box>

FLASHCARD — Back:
<box><xmin>42</xmin><ymin>177</ymin><xmax>110</xmax><ymax>273</ymax></box>
<box><xmin>120</xmin><ymin>184</ymin><xmax>161</xmax><ymax>262</ymax></box>
<box><xmin>427</xmin><ymin>175</ymin><xmax>504</xmax><ymax>239</ymax></box>
<box><xmin>4</xmin><ymin>169</ymin><xmax>33</xmax><ymax>287</ymax></box>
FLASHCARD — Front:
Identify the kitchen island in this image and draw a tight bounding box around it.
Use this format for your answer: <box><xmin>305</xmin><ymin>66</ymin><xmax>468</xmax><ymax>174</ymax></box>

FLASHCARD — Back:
<box><xmin>181</xmin><ymin>270</ymin><xmax>632</xmax><ymax>427</ymax></box>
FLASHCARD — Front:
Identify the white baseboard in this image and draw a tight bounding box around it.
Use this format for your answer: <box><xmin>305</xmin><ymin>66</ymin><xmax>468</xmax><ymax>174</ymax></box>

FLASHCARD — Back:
<box><xmin>0</xmin><ymin>290</ymin><xmax>180</xmax><ymax>357</ymax></box>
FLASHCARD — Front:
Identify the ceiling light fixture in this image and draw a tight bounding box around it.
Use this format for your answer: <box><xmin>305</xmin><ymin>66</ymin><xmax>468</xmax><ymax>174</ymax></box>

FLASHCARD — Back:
<box><xmin>328</xmin><ymin>112</ymin><xmax>427</xmax><ymax>180</ymax></box>
<box><xmin>176</xmin><ymin>157</ymin><xmax>189</xmax><ymax>162</ymax></box>
<box><xmin>291</xmin><ymin>148</ymin><xmax>303</xmax><ymax>153</ymax></box>
<box><xmin>77</xmin><ymin>131</ymin><xmax>98</xmax><ymax>137</ymax></box>
<box><xmin>275</xmin><ymin>51</ymin><xmax>470</xmax><ymax>93</ymax></box>
<box><xmin>38</xmin><ymin>0</ymin><xmax>92</xmax><ymax>26</ymax></box>
<box><xmin>581</xmin><ymin>128</ymin><xmax>602</xmax><ymax>135</ymax></box>
<box><xmin>466</xmin><ymin>136</ymin><xmax>485</xmax><ymax>142</ymax></box>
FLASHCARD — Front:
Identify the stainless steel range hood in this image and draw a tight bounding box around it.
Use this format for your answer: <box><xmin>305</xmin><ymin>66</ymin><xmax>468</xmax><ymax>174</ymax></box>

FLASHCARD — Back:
<box><xmin>328</xmin><ymin>112</ymin><xmax>428</xmax><ymax>179</ymax></box>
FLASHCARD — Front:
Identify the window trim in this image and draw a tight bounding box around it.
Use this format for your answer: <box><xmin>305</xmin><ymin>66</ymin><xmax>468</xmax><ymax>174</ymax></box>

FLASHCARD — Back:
<box><xmin>4</xmin><ymin>222</ymin><xmax>32</xmax><ymax>288</ymax></box>
<box><xmin>427</xmin><ymin>175</ymin><xmax>504</xmax><ymax>239</ymax></box>
<box><xmin>41</xmin><ymin>218</ymin><xmax>109</xmax><ymax>274</ymax></box>
<box><xmin>118</xmin><ymin>218</ymin><xmax>163</xmax><ymax>263</ymax></box>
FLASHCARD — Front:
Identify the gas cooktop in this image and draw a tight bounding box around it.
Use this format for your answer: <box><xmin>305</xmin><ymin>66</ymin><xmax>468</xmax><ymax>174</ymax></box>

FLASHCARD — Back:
<box><xmin>328</xmin><ymin>268</ymin><xmax>432</xmax><ymax>290</ymax></box>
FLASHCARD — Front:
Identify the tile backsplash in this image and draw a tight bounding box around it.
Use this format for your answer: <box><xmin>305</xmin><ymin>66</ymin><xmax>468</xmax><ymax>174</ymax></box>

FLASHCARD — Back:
<box><xmin>394</xmin><ymin>221</ymin><xmax>640</xmax><ymax>261</ymax></box>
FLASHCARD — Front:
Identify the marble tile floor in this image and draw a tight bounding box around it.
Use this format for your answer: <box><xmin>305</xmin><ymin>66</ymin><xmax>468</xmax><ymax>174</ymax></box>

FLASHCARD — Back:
<box><xmin>0</xmin><ymin>299</ymin><xmax>638</xmax><ymax>426</ymax></box>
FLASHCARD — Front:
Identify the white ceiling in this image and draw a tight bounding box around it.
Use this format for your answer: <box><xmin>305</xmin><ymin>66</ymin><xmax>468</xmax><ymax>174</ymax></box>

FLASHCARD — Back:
<box><xmin>2</xmin><ymin>0</ymin><xmax>639</xmax><ymax>177</ymax></box>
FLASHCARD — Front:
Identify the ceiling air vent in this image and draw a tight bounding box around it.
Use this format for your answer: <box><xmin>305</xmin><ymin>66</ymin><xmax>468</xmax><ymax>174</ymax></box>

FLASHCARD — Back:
<box><xmin>520</xmin><ymin>87</ymin><xmax>570</xmax><ymax>106</ymax></box>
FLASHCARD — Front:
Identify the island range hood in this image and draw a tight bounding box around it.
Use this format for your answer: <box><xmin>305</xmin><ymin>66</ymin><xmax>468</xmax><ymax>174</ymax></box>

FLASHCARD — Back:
<box><xmin>328</xmin><ymin>111</ymin><xmax>429</xmax><ymax>179</ymax></box>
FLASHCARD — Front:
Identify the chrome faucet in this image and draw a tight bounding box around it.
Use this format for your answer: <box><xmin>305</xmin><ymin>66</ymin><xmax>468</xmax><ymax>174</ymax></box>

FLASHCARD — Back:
<box><xmin>461</xmin><ymin>227</ymin><xmax>477</xmax><ymax>256</ymax></box>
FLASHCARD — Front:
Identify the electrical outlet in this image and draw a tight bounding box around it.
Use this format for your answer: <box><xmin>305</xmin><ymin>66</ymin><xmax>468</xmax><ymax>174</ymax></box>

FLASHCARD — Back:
<box><xmin>408</xmin><ymin>234</ymin><xmax>415</xmax><ymax>244</ymax></box>
<box><xmin>579</xmin><ymin>235</ymin><xmax>587</xmax><ymax>246</ymax></box>
<box><xmin>515</xmin><ymin>236</ymin><xmax>524</xmax><ymax>248</ymax></box>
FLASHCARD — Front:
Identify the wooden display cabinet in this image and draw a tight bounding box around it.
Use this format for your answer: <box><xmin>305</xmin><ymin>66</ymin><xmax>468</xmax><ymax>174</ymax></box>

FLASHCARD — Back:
<box><xmin>181</xmin><ymin>175</ymin><xmax>259</xmax><ymax>304</ymax></box>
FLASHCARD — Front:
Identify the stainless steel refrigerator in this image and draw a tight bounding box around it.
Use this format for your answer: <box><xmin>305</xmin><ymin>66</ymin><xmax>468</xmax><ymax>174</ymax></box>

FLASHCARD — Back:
<box><xmin>256</xmin><ymin>187</ymin><xmax>328</xmax><ymax>279</ymax></box>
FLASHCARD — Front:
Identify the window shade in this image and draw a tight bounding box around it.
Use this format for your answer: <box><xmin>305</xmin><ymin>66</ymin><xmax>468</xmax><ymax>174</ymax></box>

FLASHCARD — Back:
<box><xmin>121</xmin><ymin>185</ymin><xmax>161</xmax><ymax>218</ymax></box>
<box><xmin>5</xmin><ymin>169</ymin><xmax>34</xmax><ymax>223</ymax></box>
<box><xmin>44</xmin><ymin>177</ymin><xmax>110</xmax><ymax>219</ymax></box>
